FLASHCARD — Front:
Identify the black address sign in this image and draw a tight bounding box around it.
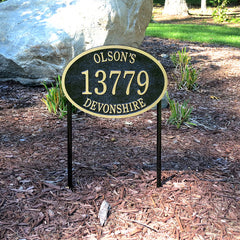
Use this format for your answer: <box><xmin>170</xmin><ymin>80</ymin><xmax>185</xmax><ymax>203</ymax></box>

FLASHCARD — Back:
<box><xmin>62</xmin><ymin>45</ymin><xmax>168</xmax><ymax>118</ymax></box>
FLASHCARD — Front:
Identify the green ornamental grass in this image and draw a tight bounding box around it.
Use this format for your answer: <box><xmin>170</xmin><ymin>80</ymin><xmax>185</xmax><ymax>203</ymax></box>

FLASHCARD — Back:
<box><xmin>170</xmin><ymin>48</ymin><xmax>199</xmax><ymax>90</ymax></box>
<box><xmin>166</xmin><ymin>92</ymin><xmax>196</xmax><ymax>129</ymax></box>
<box><xmin>41</xmin><ymin>76</ymin><xmax>69</xmax><ymax>118</ymax></box>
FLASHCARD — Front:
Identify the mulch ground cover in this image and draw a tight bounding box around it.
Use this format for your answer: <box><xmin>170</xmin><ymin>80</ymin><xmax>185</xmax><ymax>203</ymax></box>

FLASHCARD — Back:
<box><xmin>0</xmin><ymin>37</ymin><xmax>240</xmax><ymax>239</ymax></box>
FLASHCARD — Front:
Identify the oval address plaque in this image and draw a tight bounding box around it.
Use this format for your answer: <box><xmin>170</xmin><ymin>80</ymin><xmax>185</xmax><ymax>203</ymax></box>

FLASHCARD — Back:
<box><xmin>62</xmin><ymin>45</ymin><xmax>168</xmax><ymax>118</ymax></box>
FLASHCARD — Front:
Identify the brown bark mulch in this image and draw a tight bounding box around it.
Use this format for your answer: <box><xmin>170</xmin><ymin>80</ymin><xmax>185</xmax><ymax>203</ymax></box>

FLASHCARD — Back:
<box><xmin>0</xmin><ymin>38</ymin><xmax>240</xmax><ymax>239</ymax></box>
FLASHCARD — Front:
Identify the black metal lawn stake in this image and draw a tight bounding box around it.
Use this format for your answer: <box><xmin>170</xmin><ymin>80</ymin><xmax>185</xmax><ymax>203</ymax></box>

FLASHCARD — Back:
<box><xmin>66</xmin><ymin>100</ymin><xmax>162</xmax><ymax>189</ymax></box>
<box><xmin>67</xmin><ymin>101</ymin><xmax>73</xmax><ymax>189</ymax></box>
<box><xmin>157</xmin><ymin>101</ymin><xmax>162</xmax><ymax>187</ymax></box>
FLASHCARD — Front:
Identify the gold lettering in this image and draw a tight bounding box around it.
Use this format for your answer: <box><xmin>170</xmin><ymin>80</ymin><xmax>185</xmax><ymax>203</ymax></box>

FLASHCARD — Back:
<box><xmin>120</xmin><ymin>51</ymin><xmax>128</xmax><ymax>62</ymax></box>
<box><xmin>128</xmin><ymin>102</ymin><xmax>133</xmax><ymax>112</ymax></box>
<box><xmin>93</xmin><ymin>53</ymin><xmax>101</xmax><ymax>64</ymax></box>
<box><xmin>117</xmin><ymin>104</ymin><xmax>122</xmax><ymax>114</ymax></box>
<box><xmin>90</xmin><ymin>100</ymin><xmax>97</xmax><ymax>111</ymax></box>
<box><xmin>107</xmin><ymin>51</ymin><xmax>113</xmax><ymax>61</ymax></box>
<box><xmin>83</xmin><ymin>98</ymin><xmax>92</xmax><ymax>108</ymax></box>
<box><xmin>94</xmin><ymin>51</ymin><xmax>136</xmax><ymax>64</ymax></box>
<box><xmin>83</xmin><ymin>98</ymin><xmax>146</xmax><ymax>115</ymax></box>
<box><xmin>103</xmin><ymin>104</ymin><xmax>110</xmax><ymax>113</ymax></box>
<box><xmin>100</xmin><ymin>52</ymin><xmax>108</xmax><ymax>62</ymax></box>
<box><xmin>114</xmin><ymin>51</ymin><xmax>121</xmax><ymax>61</ymax></box>
<box><xmin>132</xmin><ymin>101</ymin><xmax>140</xmax><ymax>111</ymax></box>
<box><xmin>129</xmin><ymin>53</ymin><xmax>136</xmax><ymax>64</ymax></box>
<box><xmin>122</xmin><ymin>103</ymin><xmax>129</xmax><ymax>113</ymax></box>
<box><xmin>137</xmin><ymin>98</ymin><xmax>146</xmax><ymax>108</ymax></box>
<box><xmin>97</xmin><ymin>102</ymin><xmax>104</xmax><ymax>112</ymax></box>
<box><xmin>109</xmin><ymin>104</ymin><xmax>116</xmax><ymax>114</ymax></box>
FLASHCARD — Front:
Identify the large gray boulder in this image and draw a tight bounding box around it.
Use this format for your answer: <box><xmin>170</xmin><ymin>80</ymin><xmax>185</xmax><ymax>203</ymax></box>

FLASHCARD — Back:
<box><xmin>0</xmin><ymin>0</ymin><xmax>153</xmax><ymax>85</ymax></box>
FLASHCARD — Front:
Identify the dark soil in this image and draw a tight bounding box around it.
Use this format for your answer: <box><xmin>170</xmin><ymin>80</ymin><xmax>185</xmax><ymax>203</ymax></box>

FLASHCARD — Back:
<box><xmin>0</xmin><ymin>38</ymin><xmax>239</xmax><ymax>239</ymax></box>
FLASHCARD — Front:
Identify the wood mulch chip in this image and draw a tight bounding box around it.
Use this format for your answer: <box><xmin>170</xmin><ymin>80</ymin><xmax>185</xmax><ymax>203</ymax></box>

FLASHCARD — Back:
<box><xmin>0</xmin><ymin>38</ymin><xmax>239</xmax><ymax>239</ymax></box>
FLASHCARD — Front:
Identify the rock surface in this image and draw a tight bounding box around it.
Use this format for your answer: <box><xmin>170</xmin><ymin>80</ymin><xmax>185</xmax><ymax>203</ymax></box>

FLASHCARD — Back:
<box><xmin>0</xmin><ymin>0</ymin><xmax>152</xmax><ymax>85</ymax></box>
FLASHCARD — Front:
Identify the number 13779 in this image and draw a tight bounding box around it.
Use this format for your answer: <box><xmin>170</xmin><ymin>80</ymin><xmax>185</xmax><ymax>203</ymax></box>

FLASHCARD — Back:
<box><xmin>81</xmin><ymin>70</ymin><xmax>149</xmax><ymax>96</ymax></box>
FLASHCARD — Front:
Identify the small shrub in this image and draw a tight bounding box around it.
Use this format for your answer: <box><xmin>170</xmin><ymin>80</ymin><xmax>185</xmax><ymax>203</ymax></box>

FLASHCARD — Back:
<box><xmin>41</xmin><ymin>75</ymin><xmax>72</xmax><ymax>118</ymax></box>
<box><xmin>212</xmin><ymin>0</ymin><xmax>230</xmax><ymax>23</ymax></box>
<box><xmin>166</xmin><ymin>92</ymin><xmax>195</xmax><ymax>129</ymax></box>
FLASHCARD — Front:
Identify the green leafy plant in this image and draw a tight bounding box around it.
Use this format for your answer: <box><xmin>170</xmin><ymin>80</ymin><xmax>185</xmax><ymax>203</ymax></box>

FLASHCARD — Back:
<box><xmin>170</xmin><ymin>48</ymin><xmax>198</xmax><ymax>90</ymax></box>
<box><xmin>41</xmin><ymin>75</ymin><xmax>71</xmax><ymax>118</ymax></box>
<box><xmin>212</xmin><ymin>0</ymin><xmax>230</xmax><ymax>22</ymax></box>
<box><xmin>179</xmin><ymin>65</ymin><xmax>199</xmax><ymax>90</ymax></box>
<box><xmin>166</xmin><ymin>92</ymin><xmax>195</xmax><ymax>129</ymax></box>
<box><xmin>170</xmin><ymin>47</ymin><xmax>191</xmax><ymax>71</ymax></box>
<box><xmin>230</xmin><ymin>17</ymin><xmax>240</xmax><ymax>23</ymax></box>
